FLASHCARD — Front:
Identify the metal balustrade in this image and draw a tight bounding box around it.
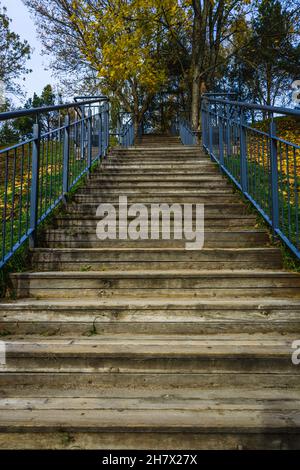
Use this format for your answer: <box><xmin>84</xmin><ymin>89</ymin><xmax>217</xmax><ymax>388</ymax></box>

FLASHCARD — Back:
<box><xmin>0</xmin><ymin>97</ymin><xmax>109</xmax><ymax>268</ymax></box>
<box><xmin>119</xmin><ymin>117</ymin><xmax>135</xmax><ymax>147</ymax></box>
<box><xmin>179</xmin><ymin>119</ymin><xmax>197</xmax><ymax>145</ymax></box>
<box><xmin>200</xmin><ymin>94</ymin><xmax>300</xmax><ymax>259</ymax></box>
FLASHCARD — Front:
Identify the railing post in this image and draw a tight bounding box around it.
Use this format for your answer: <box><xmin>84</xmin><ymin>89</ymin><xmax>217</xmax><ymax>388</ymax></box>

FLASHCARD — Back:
<box><xmin>219</xmin><ymin>114</ymin><xmax>224</xmax><ymax>167</ymax></box>
<box><xmin>80</xmin><ymin>104</ymin><xmax>85</xmax><ymax>160</ymax></box>
<box><xmin>29</xmin><ymin>121</ymin><xmax>40</xmax><ymax>248</ymax></box>
<box><xmin>240</xmin><ymin>110</ymin><xmax>248</xmax><ymax>192</ymax></box>
<box><xmin>270</xmin><ymin>120</ymin><xmax>279</xmax><ymax>232</ymax></box>
<box><xmin>104</xmin><ymin>101</ymin><xmax>109</xmax><ymax>154</ymax></box>
<box><xmin>98</xmin><ymin>104</ymin><xmax>103</xmax><ymax>158</ymax></box>
<box><xmin>87</xmin><ymin>108</ymin><xmax>92</xmax><ymax>172</ymax></box>
<box><xmin>226</xmin><ymin>103</ymin><xmax>231</xmax><ymax>157</ymax></box>
<box><xmin>208</xmin><ymin>107</ymin><xmax>213</xmax><ymax>160</ymax></box>
<box><xmin>201</xmin><ymin>106</ymin><xmax>206</xmax><ymax>148</ymax></box>
<box><xmin>101</xmin><ymin>106</ymin><xmax>106</xmax><ymax>153</ymax></box>
<box><xmin>63</xmin><ymin>114</ymin><xmax>70</xmax><ymax>197</ymax></box>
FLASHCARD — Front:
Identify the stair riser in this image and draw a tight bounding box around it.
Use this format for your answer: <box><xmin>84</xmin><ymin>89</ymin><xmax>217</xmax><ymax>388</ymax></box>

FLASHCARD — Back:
<box><xmin>89</xmin><ymin>172</ymin><xmax>219</xmax><ymax>179</ymax></box>
<box><xmin>75</xmin><ymin>185</ymin><xmax>234</xmax><ymax>191</ymax></box>
<box><xmin>83</xmin><ymin>183</ymin><xmax>230</xmax><ymax>190</ymax></box>
<box><xmin>2</xmin><ymin>356</ymin><xmax>296</xmax><ymax>374</ymax></box>
<box><xmin>33</xmin><ymin>260</ymin><xmax>282</xmax><ymax>271</ymax></box>
<box><xmin>53</xmin><ymin>218</ymin><xmax>257</xmax><ymax>229</ymax></box>
<box><xmin>96</xmin><ymin>162</ymin><xmax>220</xmax><ymax>170</ymax></box>
<box><xmin>3</xmin><ymin>319</ymin><xmax>300</xmax><ymax>335</ymax></box>
<box><xmin>72</xmin><ymin>195</ymin><xmax>238</xmax><ymax>204</ymax></box>
<box><xmin>40</xmin><ymin>230</ymin><xmax>270</xmax><ymax>248</ymax></box>
<box><xmin>66</xmin><ymin>205</ymin><xmax>249</xmax><ymax>216</ymax></box>
<box><xmin>108</xmin><ymin>148</ymin><xmax>203</xmax><ymax>152</ymax></box>
<box><xmin>1</xmin><ymin>372</ymin><xmax>299</xmax><ymax>390</ymax></box>
<box><xmin>90</xmin><ymin>175</ymin><xmax>226</xmax><ymax>181</ymax></box>
<box><xmin>2</xmin><ymin>306</ymin><xmax>299</xmax><ymax>335</ymax></box>
<box><xmin>0</xmin><ymin>431</ymin><xmax>299</xmax><ymax>450</ymax></box>
<box><xmin>32</xmin><ymin>250</ymin><xmax>282</xmax><ymax>271</ymax></box>
<box><xmin>41</xmin><ymin>242</ymin><xmax>270</xmax><ymax>250</ymax></box>
<box><xmin>108</xmin><ymin>157</ymin><xmax>205</xmax><ymax>162</ymax></box>
<box><xmin>11</xmin><ymin>277</ymin><xmax>300</xmax><ymax>299</ymax></box>
<box><xmin>106</xmin><ymin>158</ymin><xmax>207</xmax><ymax>163</ymax></box>
<box><xmin>102</xmin><ymin>165</ymin><xmax>216</xmax><ymax>170</ymax></box>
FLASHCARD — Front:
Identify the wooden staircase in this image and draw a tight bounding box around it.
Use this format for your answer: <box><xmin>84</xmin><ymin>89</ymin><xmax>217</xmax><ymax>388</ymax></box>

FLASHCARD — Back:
<box><xmin>1</xmin><ymin>135</ymin><xmax>300</xmax><ymax>449</ymax></box>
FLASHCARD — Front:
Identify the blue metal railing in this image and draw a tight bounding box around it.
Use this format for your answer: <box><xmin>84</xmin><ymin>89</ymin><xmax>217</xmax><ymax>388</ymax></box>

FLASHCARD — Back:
<box><xmin>201</xmin><ymin>94</ymin><xmax>300</xmax><ymax>259</ymax></box>
<box><xmin>179</xmin><ymin>119</ymin><xmax>197</xmax><ymax>145</ymax></box>
<box><xmin>0</xmin><ymin>97</ymin><xmax>109</xmax><ymax>268</ymax></box>
<box><xmin>119</xmin><ymin>117</ymin><xmax>135</xmax><ymax>147</ymax></box>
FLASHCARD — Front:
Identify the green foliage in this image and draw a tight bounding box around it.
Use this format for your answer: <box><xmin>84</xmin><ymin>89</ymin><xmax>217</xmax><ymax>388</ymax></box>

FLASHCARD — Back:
<box><xmin>0</xmin><ymin>2</ymin><xmax>31</xmax><ymax>95</ymax></box>
<box><xmin>227</xmin><ymin>0</ymin><xmax>300</xmax><ymax>105</ymax></box>
<box><xmin>13</xmin><ymin>84</ymin><xmax>57</xmax><ymax>138</ymax></box>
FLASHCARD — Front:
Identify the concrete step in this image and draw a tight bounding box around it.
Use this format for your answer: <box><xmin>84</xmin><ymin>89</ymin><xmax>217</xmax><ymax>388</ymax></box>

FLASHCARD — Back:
<box><xmin>10</xmin><ymin>270</ymin><xmax>300</xmax><ymax>299</ymax></box>
<box><xmin>1</xmin><ymin>298</ymin><xmax>300</xmax><ymax>335</ymax></box>
<box><xmin>31</xmin><ymin>247</ymin><xmax>282</xmax><ymax>271</ymax></box>
<box><xmin>40</xmin><ymin>230</ymin><xmax>270</xmax><ymax>249</ymax></box>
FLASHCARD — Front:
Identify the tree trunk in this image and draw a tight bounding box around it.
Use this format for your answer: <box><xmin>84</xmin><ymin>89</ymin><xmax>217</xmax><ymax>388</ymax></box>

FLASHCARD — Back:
<box><xmin>191</xmin><ymin>63</ymin><xmax>201</xmax><ymax>133</ymax></box>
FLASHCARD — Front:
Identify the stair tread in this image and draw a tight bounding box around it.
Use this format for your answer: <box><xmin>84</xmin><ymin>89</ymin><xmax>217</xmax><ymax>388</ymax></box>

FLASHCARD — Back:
<box><xmin>1</xmin><ymin>395</ymin><xmax>300</xmax><ymax>411</ymax></box>
<box><xmin>1</xmin><ymin>297</ymin><xmax>300</xmax><ymax>309</ymax></box>
<box><xmin>0</xmin><ymin>407</ymin><xmax>299</xmax><ymax>431</ymax></box>
<box><xmin>2</xmin><ymin>387</ymin><xmax>300</xmax><ymax>399</ymax></box>
<box><xmin>3</xmin><ymin>333</ymin><xmax>297</xmax><ymax>357</ymax></box>
<box><xmin>32</xmin><ymin>247</ymin><xmax>276</xmax><ymax>253</ymax></box>
<box><xmin>10</xmin><ymin>270</ymin><xmax>300</xmax><ymax>278</ymax></box>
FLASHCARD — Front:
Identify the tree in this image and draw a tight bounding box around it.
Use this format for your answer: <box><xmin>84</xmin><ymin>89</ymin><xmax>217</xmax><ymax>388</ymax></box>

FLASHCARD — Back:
<box><xmin>0</xmin><ymin>2</ymin><xmax>31</xmax><ymax>98</ymax></box>
<box><xmin>13</xmin><ymin>85</ymin><xmax>57</xmax><ymax>138</ymax></box>
<box><xmin>228</xmin><ymin>0</ymin><xmax>300</xmax><ymax>107</ymax></box>
<box><xmin>182</xmin><ymin>0</ymin><xmax>254</xmax><ymax>134</ymax></box>
<box><xmin>24</xmin><ymin>0</ymin><xmax>184</xmax><ymax>132</ymax></box>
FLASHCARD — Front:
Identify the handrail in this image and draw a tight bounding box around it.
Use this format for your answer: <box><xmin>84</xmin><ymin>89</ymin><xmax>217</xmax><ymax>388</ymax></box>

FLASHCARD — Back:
<box><xmin>179</xmin><ymin>119</ymin><xmax>197</xmax><ymax>145</ymax></box>
<box><xmin>201</xmin><ymin>93</ymin><xmax>300</xmax><ymax>259</ymax></box>
<box><xmin>0</xmin><ymin>97</ymin><xmax>109</xmax><ymax>269</ymax></box>
<box><xmin>119</xmin><ymin>117</ymin><xmax>135</xmax><ymax>147</ymax></box>
<box><xmin>0</xmin><ymin>98</ymin><xmax>108</xmax><ymax>121</ymax></box>
<box><xmin>204</xmin><ymin>96</ymin><xmax>300</xmax><ymax>117</ymax></box>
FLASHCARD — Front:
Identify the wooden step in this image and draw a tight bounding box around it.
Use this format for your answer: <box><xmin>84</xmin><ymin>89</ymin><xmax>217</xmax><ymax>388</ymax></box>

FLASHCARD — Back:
<box><xmin>3</xmin><ymin>142</ymin><xmax>300</xmax><ymax>450</ymax></box>
<box><xmin>0</xmin><ymin>394</ymin><xmax>299</xmax><ymax>449</ymax></box>
<box><xmin>1</xmin><ymin>298</ymin><xmax>300</xmax><ymax>335</ymax></box>
<box><xmin>31</xmin><ymin>247</ymin><xmax>282</xmax><ymax>271</ymax></box>
<box><xmin>10</xmin><ymin>270</ymin><xmax>300</xmax><ymax>299</ymax></box>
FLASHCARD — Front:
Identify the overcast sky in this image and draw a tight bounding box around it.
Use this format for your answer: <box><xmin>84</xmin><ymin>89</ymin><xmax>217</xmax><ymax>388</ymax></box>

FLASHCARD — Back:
<box><xmin>3</xmin><ymin>0</ymin><xmax>56</xmax><ymax>102</ymax></box>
